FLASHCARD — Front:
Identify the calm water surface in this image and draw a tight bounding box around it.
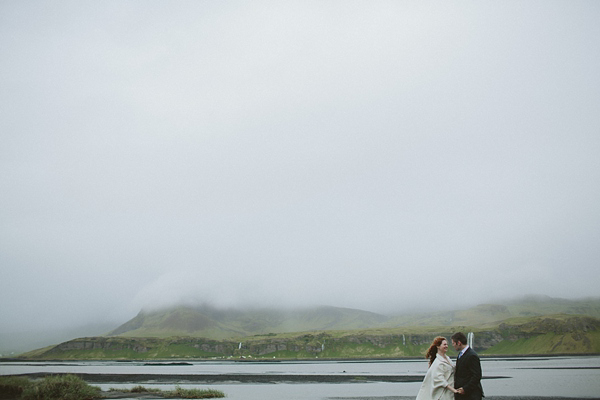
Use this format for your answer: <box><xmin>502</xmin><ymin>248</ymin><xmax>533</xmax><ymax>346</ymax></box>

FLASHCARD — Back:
<box><xmin>1</xmin><ymin>356</ymin><xmax>599</xmax><ymax>399</ymax></box>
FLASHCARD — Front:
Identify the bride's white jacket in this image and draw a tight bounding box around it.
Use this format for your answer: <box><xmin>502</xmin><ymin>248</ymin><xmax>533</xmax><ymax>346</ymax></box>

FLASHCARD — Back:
<box><xmin>415</xmin><ymin>353</ymin><xmax>455</xmax><ymax>400</ymax></box>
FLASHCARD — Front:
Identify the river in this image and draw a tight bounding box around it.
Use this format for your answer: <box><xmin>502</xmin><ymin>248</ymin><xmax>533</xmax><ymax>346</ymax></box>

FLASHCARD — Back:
<box><xmin>1</xmin><ymin>356</ymin><xmax>599</xmax><ymax>399</ymax></box>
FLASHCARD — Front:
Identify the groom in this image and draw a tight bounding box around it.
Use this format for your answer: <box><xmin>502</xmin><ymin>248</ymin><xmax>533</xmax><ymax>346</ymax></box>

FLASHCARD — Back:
<box><xmin>452</xmin><ymin>332</ymin><xmax>484</xmax><ymax>400</ymax></box>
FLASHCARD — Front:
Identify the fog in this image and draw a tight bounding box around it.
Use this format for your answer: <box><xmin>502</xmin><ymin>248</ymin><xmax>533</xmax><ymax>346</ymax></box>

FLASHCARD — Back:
<box><xmin>1</xmin><ymin>1</ymin><xmax>600</xmax><ymax>337</ymax></box>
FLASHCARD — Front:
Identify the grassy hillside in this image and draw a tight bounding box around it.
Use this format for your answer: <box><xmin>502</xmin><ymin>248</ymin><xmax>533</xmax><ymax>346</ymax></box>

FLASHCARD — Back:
<box><xmin>11</xmin><ymin>296</ymin><xmax>600</xmax><ymax>359</ymax></box>
<box><xmin>481</xmin><ymin>313</ymin><xmax>600</xmax><ymax>355</ymax></box>
<box><xmin>20</xmin><ymin>314</ymin><xmax>600</xmax><ymax>360</ymax></box>
<box><xmin>108</xmin><ymin>297</ymin><xmax>600</xmax><ymax>341</ymax></box>
<box><xmin>385</xmin><ymin>296</ymin><xmax>600</xmax><ymax>327</ymax></box>
<box><xmin>482</xmin><ymin>331</ymin><xmax>600</xmax><ymax>355</ymax></box>
<box><xmin>108</xmin><ymin>305</ymin><xmax>389</xmax><ymax>339</ymax></box>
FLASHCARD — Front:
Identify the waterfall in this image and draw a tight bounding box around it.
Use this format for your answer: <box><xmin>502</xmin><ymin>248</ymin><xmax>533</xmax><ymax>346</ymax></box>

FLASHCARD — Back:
<box><xmin>238</xmin><ymin>342</ymin><xmax>242</xmax><ymax>350</ymax></box>
<box><xmin>402</xmin><ymin>334</ymin><xmax>406</xmax><ymax>346</ymax></box>
<box><xmin>467</xmin><ymin>332</ymin><xmax>474</xmax><ymax>349</ymax></box>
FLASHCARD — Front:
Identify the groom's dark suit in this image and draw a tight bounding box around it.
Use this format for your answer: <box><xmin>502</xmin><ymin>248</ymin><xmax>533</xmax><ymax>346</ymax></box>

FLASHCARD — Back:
<box><xmin>454</xmin><ymin>347</ymin><xmax>484</xmax><ymax>400</ymax></box>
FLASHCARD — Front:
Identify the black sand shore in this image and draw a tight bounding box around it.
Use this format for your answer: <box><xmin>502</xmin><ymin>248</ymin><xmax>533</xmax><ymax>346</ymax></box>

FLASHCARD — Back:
<box><xmin>11</xmin><ymin>372</ymin><xmax>513</xmax><ymax>384</ymax></box>
<box><xmin>7</xmin><ymin>374</ymin><xmax>599</xmax><ymax>400</ymax></box>
<box><xmin>9</xmin><ymin>372</ymin><xmax>425</xmax><ymax>384</ymax></box>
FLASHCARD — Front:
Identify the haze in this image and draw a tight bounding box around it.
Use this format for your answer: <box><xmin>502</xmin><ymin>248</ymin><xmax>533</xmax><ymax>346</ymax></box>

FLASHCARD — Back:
<box><xmin>1</xmin><ymin>1</ymin><xmax>600</xmax><ymax>339</ymax></box>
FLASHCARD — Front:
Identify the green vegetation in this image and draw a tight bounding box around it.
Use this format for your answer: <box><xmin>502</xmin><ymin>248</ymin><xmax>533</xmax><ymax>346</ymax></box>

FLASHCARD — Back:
<box><xmin>482</xmin><ymin>331</ymin><xmax>600</xmax><ymax>355</ymax></box>
<box><xmin>14</xmin><ymin>297</ymin><xmax>600</xmax><ymax>361</ymax></box>
<box><xmin>0</xmin><ymin>376</ymin><xmax>30</xmax><ymax>399</ymax></box>
<box><xmin>0</xmin><ymin>375</ymin><xmax>101</xmax><ymax>400</ymax></box>
<box><xmin>18</xmin><ymin>314</ymin><xmax>600</xmax><ymax>360</ymax></box>
<box><xmin>111</xmin><ymin>384</ymin><xmax>162</xmax><ymax>393</ymax></box>
<box><xmin>0</xmin><ymin>376</ymin><xmax>226</xmax><ymax>399</ymax></box>
<box><xmin>172</xmin><ymin>385</ymin><xmax>226</xmax><ymax>398</ymax></box>
<box><xmin>109</xmin><ymin>304</ymin><xmax>390</xmax><ymax>339</ymax></box>
<box><xmin>109</xmin><ymin>384</ymin><xmax>225</xmax><ymax>398</ymax></box>
<box><xmin>105</xmin><ymin>297</ymin><xmax>600</xmax><ymax>341</ymax></box>
<box><xmin>386</xmin><ymin>297</ymin><xmax>600</xmax><ymax>327</ymax></box>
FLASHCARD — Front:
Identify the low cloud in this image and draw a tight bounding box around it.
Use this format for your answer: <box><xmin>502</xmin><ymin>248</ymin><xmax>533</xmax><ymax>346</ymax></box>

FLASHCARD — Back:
<box><xmin>1</xmin><ymin>1</ymin><xmax>600</xmax><ymax>334</ymax></box>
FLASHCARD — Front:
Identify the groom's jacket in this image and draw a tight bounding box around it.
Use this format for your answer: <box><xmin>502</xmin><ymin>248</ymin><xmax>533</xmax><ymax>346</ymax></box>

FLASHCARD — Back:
<box><xmin>454</xmin><ymin>347</ymin><xmax>484</xmax><ymax>400</ymax></box>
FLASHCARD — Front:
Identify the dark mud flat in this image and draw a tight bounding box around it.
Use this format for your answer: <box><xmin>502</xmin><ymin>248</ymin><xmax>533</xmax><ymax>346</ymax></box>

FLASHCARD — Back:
<box><xmin>10</xmin><ymin>372</ymin><xmax>510</xmax><ymax>384</ymax></box>
<box><xmin>12</xmin><ymin>372</ymin><xmax>427</xmax><ymax>384</ymax></box>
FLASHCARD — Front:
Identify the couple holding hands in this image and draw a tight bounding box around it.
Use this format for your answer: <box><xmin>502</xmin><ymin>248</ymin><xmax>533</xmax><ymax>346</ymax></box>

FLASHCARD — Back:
<box><xmin>416</xmin><ymin>332</ymin><xmax>484</xmax><ymax>400</ymax></box>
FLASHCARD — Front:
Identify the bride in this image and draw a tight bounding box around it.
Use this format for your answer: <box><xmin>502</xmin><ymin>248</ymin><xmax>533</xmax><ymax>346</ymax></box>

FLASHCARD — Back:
<box><xmin>415</xmin><ymin>336</ymin><xmax>458</xmax><ymax>400</ymax></box>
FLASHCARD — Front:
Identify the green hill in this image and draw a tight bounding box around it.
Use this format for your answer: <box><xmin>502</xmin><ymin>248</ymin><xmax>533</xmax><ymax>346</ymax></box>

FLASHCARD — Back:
<box><xmin>385</xmin><ymin>296</ymin><xmax>600</xmax><ymax>327</ymax></box>
<box><xmin>109</xmin><ymin>297</ymin><xmax>600</xmax><ymax>340</ymax></box>
<box><xmin>108</xmin><ymin>304</ymin><xmax>389</xmax><ymax>339</ymax></box>
<box><xmin>13</xmin><ymin>296</ymin><xmax>600</xmax><ymax>360</ymax></box>
<box><xmin>20</xmin><ymin>314</ymin><xmax>600</xmax><ymax>360</ymax></box>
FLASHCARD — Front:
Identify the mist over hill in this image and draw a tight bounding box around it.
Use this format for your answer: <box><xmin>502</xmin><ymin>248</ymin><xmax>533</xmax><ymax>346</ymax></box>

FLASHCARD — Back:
<box><xmin>0</xmin><ymin>322</ymin><xmax>116</xmax><ymax>357</ymax></box>
<box><xmin>4</xmin><ymin>295</ymin><xmax>600</xmax><ymax>356</ymax></box>
<box><xmin>23</xmin><ymin>313</ymin><xmax>600</xmax><ymax>360</ymax></box>
<box><xmin>107</xmin><ymin>295</ymin><xmax>600</xmax><ymax>340</ymax></box>
<box><xmin>108</xmin><ymin>305</ymin><xmax>389</xmax><ymax>339</ymax></box>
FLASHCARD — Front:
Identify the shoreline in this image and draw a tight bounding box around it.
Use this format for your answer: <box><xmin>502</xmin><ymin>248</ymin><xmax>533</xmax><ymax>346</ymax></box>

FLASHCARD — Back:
<box><xmin>5</xmin><ymin>373</ymin><xmax>599</xmax><ymax>400</ymax></box>
<box><xmin>7</xmin><ymin>372</ymin><xmax>429</xmax><ymax>383</ymax></box>
<box><xmin>3</xmin><ymin>353</ymin><xmax>600</xmax><ymax>363</ymax></box>
<box><xmin>6</xmin><ymin>372</ymin><xmax>509</xmax><ymax>385</ymax></box>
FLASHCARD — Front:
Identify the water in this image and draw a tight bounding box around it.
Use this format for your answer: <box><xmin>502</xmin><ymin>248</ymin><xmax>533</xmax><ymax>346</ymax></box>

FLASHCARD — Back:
<box><xmin>1</xmin><ymin>356</ymin><xmax>599</xmax><ymax>399</ymax></box>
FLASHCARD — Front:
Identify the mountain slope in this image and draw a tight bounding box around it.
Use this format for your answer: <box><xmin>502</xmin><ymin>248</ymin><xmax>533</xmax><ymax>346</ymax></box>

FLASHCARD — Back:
<box><xmin>108</xmin><ymin>297</ymin><xmax>600</xmax><ymax>340</ymax></box>
<box><xmin>23</xmin><ymin>314</ymin><xmax>600</xmax><ymax>360</ymax></box>
<box><xmin>108</xmin><ymin>305</ymin><xmax>389</xmax><ymax>339</ymax></box>
<box><xmin>13</xmin><ymin>295</ymin><xmax>600</xmax><ymax>357</ymax></box>
<box><xmin>385</xmin><ymin>296</ymin><xmax>600</xmax><ymax>327</ymax></box>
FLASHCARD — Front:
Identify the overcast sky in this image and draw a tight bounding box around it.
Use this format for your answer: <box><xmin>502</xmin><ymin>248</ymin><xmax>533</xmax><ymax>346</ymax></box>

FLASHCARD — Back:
<box><xmin>1</xmin><ymin>1</ymin><xmax>600</xmax><ymax>334</ymax></box>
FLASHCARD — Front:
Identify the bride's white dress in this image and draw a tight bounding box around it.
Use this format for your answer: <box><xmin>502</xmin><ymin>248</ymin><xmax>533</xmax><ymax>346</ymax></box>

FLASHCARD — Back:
<box><xmin>415</xmin><ymin>353</ymin><xmax>455</xmax><ymax>400</ymax></box>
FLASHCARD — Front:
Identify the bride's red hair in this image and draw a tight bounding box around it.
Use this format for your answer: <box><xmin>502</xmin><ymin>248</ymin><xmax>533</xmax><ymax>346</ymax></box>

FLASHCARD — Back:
<box><xmin>425</xmin><ymin>336</ymin><xmax>446</xmax><ymax>367</ymax></box>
